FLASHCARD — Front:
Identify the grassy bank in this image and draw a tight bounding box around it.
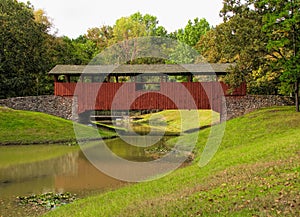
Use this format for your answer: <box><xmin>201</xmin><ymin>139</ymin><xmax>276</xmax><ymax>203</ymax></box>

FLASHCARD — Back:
<box><xmin>134</xmin><ymin>110</ymin><xmax>220</xmax><ymax>133</ymax></box>
<box><xmin>44</xmin><ymin>106</ymin><xmax>300</xmax><ymax>217</ymax></box>
<box><xmin>0</xmin><ymin>107</ymin><xmax>116</xmax><ymax>145</ymax></box>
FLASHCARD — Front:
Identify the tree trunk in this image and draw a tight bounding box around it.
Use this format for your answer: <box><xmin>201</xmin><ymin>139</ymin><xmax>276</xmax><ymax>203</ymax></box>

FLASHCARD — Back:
<box><xmin>295</xmin><ymin>80</ymin><xmax>299</xmax><ymax>112</ymax></box>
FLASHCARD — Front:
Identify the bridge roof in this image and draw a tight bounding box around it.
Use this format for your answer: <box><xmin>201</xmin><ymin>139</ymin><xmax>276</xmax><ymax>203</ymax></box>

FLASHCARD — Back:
<box><xmin>49</xmin><ymin>64</ymin><xmax>234</xmax><ymax>76</ymax></box>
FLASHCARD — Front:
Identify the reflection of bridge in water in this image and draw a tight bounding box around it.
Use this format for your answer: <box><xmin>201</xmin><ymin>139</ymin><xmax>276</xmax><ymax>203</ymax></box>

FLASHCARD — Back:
<box><xmin>0</xmin><ymin>150</ymin><xmax>125</xmax><ymax>198</ymax></box>
<box><xmin>49</xmin><ymin>64</ymin><xmax>246</xmax><ymax>122</ymax></box>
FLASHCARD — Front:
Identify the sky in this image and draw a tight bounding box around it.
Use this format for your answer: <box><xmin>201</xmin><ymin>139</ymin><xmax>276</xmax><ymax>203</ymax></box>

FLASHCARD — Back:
<box><xmin>19</xmin><ymin>0</ymin><xmax>224</xmax><ymax>39</ymax></box>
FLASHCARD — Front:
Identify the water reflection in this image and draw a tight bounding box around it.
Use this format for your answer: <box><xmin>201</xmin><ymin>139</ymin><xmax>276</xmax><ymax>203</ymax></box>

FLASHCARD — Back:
<box><xmin>0</xmin><ymin>149</ymin><xmax>123</xmax><ymax>199</ymax></box>
<box><xmin>0</xmin><ymin>136</ymin><xmax>173</xmax><ymax>199</ymax></box>
<box><xmin>0</xmin><ymin>136</ymin><xmax>177</xmax><ymax>217</ymax></box>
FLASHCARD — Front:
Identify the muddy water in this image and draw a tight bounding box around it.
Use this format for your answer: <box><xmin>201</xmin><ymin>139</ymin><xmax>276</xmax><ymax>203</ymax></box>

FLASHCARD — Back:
<box><xmin>0</xmin><ymin>136</ymin><xmax>173</xmax><ymax>216</ymax></box>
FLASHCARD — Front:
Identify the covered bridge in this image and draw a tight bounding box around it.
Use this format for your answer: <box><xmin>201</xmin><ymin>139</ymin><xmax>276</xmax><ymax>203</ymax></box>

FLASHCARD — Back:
<box><xmin>49</xmin><ymin>64</ymin><xmax>246</xmax><ymax>119</ymax></box>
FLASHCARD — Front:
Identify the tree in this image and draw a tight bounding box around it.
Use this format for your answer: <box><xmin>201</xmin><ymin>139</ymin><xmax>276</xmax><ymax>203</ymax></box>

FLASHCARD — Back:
<box><xmin>105</xmin><ymin>15</ymin><xmax>147</xmax><ymax>63</ymax></box>
<box><xmin>130</xmin><ymin>12</ymin><xmax>167</xmax><ymax>37</ymax></box>
<box><xmin>0</xmin><ymin>0</ymin><xmax>50</xmax><ymax>98</ymax></box>
<box><xmin>256</xmin><ymin>0</ymin><xmax>300</xmax><ymax>111</ymax></box>
<box><xmin>85</xmin><ymin>13</ymin><xmax>169</xmax><ymax>64</ymax></box>
<box><xmin>195</xmin><ymin>28</ymin><xmax>224</xmax><ymax>63</ymax></box>
<box><xmin>176</xmin><ymin>18</ymin><xmax>211</xmax><ymax>47</ymax></box>
<box><xmin>34</xmin><ymin>9</ymin><xmax>52</xmax><ymax>32</ymax></box>
<box><xmin>112</xmin><ymin>16</ymin><xmax>147</xmax><ymax>42</ymax></box>
<box><xmin>163</xmin><ymin>18</ymin><xmax>211</xmax><ymax>68</ymax></box>
<box><xmin>217</xmin><ymin>0</ymin><xmax>283</xmax><ymax>94</ymax></box>
<box><xmin>85</xmin><ymin>25</ymin><xmax>113</xmax><ymax>52</ymax></box>
<box><xmin>167</xmin><ymin>42</ymin><xmax>199</xmax><ymax>64</ymax></box>
<box><xmin>219</xmin><ymin>0</ymin><xmax>300</xmax><ymax>110</ymax></box>
<box><xmin>48</xmin><ymin>36</ymin><xmax>98</xmax><ymax>65</ymax></box>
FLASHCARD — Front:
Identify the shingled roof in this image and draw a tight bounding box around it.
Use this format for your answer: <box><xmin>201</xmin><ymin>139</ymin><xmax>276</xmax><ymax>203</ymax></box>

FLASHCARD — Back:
<box><xmin>49</xmin><ymin>63</ymin><xmax>233</xmax><ymax>76</ymax></box>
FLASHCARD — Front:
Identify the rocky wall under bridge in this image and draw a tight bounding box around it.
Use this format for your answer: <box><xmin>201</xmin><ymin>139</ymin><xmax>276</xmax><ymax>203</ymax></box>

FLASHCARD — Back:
<box><xmin>0</xmin><ymin>95</ymin><xmax>295</xmax><ymax>121</ymax></box>
<box><xmin>0</xmin><ymin>95</ymin><xmax>75</xmax><ymax>120</ymax></box>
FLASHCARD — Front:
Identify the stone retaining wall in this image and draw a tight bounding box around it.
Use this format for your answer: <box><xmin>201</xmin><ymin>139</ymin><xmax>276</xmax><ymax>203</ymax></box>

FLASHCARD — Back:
<box><xmin>0</xmin><ymin>95</ymin><xmax>74</xmax><ymax>120</ymax></box>
<box><xmin>0</xmin><ymin>95</ymin><xmax>295</xmax><ymax>121</ymax></box>
<box><xmin>225</xmin><ymin>95</ymin><xmax>294</xmax><ymax>120</ymax></box>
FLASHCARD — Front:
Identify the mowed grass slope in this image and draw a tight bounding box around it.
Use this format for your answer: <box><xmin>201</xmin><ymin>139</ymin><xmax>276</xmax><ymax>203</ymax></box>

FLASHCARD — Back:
<box><xmin>44</xmin><ymin>107</ymin><xmax>300</xmax><ymax>217</ymax></box>
<box><xmin>135</xmin><ymin>110</ymin><xmax>220</xmax><ymax>133</ymax></box>
<box><xmin>0</xmin><ymin>107</ymin><xmax>115</xmax><ymax>144</ymax></box>
<box><xmin>0</xmin><ymin>107</ymin><xmax>76</xmax><ymax>144</ymax></box>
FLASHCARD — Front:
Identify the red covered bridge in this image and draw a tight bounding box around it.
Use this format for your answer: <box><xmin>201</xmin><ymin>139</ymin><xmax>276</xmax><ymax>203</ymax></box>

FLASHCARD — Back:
<box><xmin>49</xmin><ymin>64</ymin><xmax>246</xmax><ymax>119</ymax></box>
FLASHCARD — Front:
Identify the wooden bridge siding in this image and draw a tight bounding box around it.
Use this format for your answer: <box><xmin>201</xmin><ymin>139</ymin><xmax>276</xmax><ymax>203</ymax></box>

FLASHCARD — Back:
<box><xmin>54</xmin><ymin>82</ymin><xmax>246</xmax><ymax>114</ymax></box>
<box><xmin>76</xmin><ymin>82</ymin><xmax>213</xmax><ymax>112</ymax></box>
<box><xmin>54</xmin><ymin>82</ymin><xmax>77</xmax><ymax>96</ymax></box>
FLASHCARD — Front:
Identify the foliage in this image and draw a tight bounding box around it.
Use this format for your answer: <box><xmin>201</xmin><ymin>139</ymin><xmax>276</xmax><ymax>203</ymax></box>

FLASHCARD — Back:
<box><xmin>164</xmin><ymin>18</ymin><xmax>211</xmax><ymax>70</ymax></box>
<box><xmin>130</xmin><ymin>12</ymin><xmax>168</xmax><ymax>37</ymax></box>
<box><xmin>195</xmin><ymin>28</ymin><xmax>223</xmax><ymax>63</ymax></box>
<box><xmin>176</xmin><ymin>18</ymin><xmax>211</xmax><ymax>47</ymax></box>
<box><xmin>43</xmin><ymin>106</ymin><xmax>300</xmax><ymax>217</ymax></box>
<box><xmin>112</xmin><ymin>16</ymin><xmax>147</xmax><ymax>42</ymax></box>
<box><xmin>33</xmin><ymin>9</ymin><xmax>53</xmax><ymax>32</ymax></box>
<box><xmin>166</xmin><ymin>41</ymin><xmax>199</xmax><ymax>65</ymax></box>
<box><xmin>0</xmin><ymin>0</ymin><xmax>50</xmax><ymax>98</ymax></box>
<box><xmin>0</xmin><ymin>4</ymin><xmax>213</xmax><ymax>98</ymax></box>
<box><xmin>85</xmin><ymin>25</ymin><xmax>113</xmax><ymax>52</ymax></box>
<box><xmin>217</xmin><ymin>2</ymin><xmax>279</xmax><ymax>93</ymax></box>
<box><xmin>216</xmin><ymin>0</ymin><xmax>300</xmax><ymax>108</ymax></box>
<box><xmin>256</xmin><ymin>0</ymin><xmax>300</xmax><ymax>110</ymax></box>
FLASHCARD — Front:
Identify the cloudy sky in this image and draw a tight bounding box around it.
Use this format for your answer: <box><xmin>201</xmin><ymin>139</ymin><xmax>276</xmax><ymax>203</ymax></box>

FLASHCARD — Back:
<box><xmin>20</xmin><ymin>0</ymin><xmax>224</xmax><ymax>39</ymax></box>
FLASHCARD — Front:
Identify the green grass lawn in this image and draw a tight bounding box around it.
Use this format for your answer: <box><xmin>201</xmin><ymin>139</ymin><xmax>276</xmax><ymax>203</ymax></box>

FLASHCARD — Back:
<box><xmin>43</xmin><ymin>106</ymin><xmax>300</xmax><ymax>217</ymax></box>
<box><xmin>135</xmin><ymin>110</ymin><xmax>220</xmax><ymax>133</ymax></box>
<box><xmin>0</xmin><ymin>107</ymin><xmax>116</xmax><ymax>144</ymax></box>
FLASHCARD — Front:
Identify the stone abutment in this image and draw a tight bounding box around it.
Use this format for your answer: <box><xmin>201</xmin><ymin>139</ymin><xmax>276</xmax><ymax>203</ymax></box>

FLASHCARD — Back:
<box><xmin>0</xmin><ymin>95</ymin><xmax>294</xmax><ymax>121</ymax></box>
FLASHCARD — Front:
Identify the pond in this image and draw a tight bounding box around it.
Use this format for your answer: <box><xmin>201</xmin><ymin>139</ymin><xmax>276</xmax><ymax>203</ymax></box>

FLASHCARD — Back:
<box><xmin>0</xmin><ymin>136</ymin><xmax>175</xmax><ymax>217</ymax></box>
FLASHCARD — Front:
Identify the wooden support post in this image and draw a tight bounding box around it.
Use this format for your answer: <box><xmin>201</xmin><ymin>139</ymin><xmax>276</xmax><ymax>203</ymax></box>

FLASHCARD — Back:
<box><xmin>66</xmin><ymin>75</ymin><xmax>71</xmax><ymax>83</ymax></box>
<box><xmin>188</xmin><ymin>74</ymin><xmax>193</xmax><ymax>82</ymax></box>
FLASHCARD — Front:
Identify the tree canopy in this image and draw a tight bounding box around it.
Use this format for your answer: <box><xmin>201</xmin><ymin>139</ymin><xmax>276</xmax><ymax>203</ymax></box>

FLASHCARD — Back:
<box><xmin>1</xmin><ymin>0</ymin><xmax>299</xmax><ymax>111</ymax></box>
<box><xmin>176</xmin><ymin>18</ymin><xmax>211</xmax><ymax>47</ymax></box>
<box><xmin>215</xmin><ymin>0</ymin><xmax>300</xmax><ymax>110</ymax></box>
<box><xmin>0</xmin><ymin>0</ymin><xmax>50</xmax><ymax>98</ymax></box>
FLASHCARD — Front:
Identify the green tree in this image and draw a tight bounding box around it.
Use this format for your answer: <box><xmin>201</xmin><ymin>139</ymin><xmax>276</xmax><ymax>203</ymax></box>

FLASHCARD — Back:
<box><xmin>49</xmin><ymin>36</ymin><xmax>98</xmax><ymax>65</ymax></box>
<box><xmin>219</xmin><ymin>0</ymin><xmax>300</xmax><ymax>110</ymax></box>
<box><xmin>0</xmin><ymin>0</ymin><xmax>50</xmax><ymax>98</ymax></box>
<box><xmin>130</xmin><ymin>12</ymin><xmax>167</xmax><ymax>37</ymax></box>
<box><xmin>218</xmin><ymin>0</ymin><xmax>282</xmax><ymax>94</ymax></box>
<box><xmin>196</xmin><ymin>28</ymin><xmax>225</xmax><ymax>63</ymax></box>
<box><xmin>176</xmin><ymin>18</ymin><xmax>211</xmax><ymax>47</ymax></box>
<box><xmin>112</xmin><ymin>16</ymin><xmax>147</xmax><ymax>42</ymax></box>
<box><xmin>256</xmin><ymin>0</ymin><xmax>300</xmax><ymax>111</ymax></box>
<box><xmin>166</xmin><ymin>18</ymin><xmax>211</xmax><ymax>70</ymax></box>
<box><xmin>107</xmin><ymin>15</ymin><xmax>147</xmax><ymax>63</ymax></box>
